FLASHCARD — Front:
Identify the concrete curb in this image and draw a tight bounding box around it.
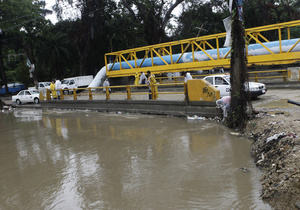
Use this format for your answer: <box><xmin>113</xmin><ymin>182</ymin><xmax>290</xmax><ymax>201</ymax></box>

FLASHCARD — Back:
<box><xmin>40</xmin><ymin>100</ymin><xmax>220</xmax><ymax>118</ymax></box>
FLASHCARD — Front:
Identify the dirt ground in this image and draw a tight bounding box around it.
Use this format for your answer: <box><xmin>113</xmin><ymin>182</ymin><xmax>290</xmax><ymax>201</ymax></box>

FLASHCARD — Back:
<box><xmin>244</xmin><ymin>89</ymin><xmax>300</xmax><ymax>209</ymax></box>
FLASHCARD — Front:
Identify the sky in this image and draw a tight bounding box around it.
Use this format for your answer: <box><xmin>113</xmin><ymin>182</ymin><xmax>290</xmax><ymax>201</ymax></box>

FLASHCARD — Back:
<box><xmin>44</xmin><ymin>0</ymin><xmax>182</xmax><ymax>25</ymax></box>
<box><xmin>45</xmin><ymin>0</ymin><xmax>58</xmax><ymax>23</ymax></box>
<box><xmin>45</xmin><ymin>0</ymin><xmax>81</xmax><ymax>24</ymax></box>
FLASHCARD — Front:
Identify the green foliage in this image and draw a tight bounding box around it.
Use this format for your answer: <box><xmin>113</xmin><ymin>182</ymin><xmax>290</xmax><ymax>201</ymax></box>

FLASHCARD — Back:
<box><xmin>1</xmin><ymin>0</ymin><xmax>300</xmax><ymax>87</ymax></box>
<box><xmin>174</xmin><ymin>1</ymin><xmax>229</xmax><ymax>40</ymax></box>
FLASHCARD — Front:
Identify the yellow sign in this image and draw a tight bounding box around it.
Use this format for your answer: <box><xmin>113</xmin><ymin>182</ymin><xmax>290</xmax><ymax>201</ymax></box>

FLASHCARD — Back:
<box><xmin>187</xmin><ymin>79</ymin><xmax>220</xmax><ymax>101</ymax></box>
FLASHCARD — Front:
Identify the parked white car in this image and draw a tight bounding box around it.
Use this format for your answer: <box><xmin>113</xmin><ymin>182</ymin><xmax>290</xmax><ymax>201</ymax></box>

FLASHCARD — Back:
<box><xmin>203</xmin><ymin>74</ymin><xmax>267</xmax><ymax>98</ymax></box>
<box><xmin>12</xmin><ymin>90</ymin><xmax>40</xmax><ymax>105</ymax></box>
<box><xmin>28</xmin><ymin>82</ymin><xmax>51</xmax><ymax>91</ymax></box>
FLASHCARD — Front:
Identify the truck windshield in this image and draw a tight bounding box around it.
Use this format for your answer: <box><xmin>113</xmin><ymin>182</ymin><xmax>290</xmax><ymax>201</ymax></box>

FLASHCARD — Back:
<box><xmin>224</xmin><ymin>75</ymin><xmax>230</xmax><ymax>83</ymax></box>
<box><xmin>61</xmin><ymin>80</ymin><xmax>69</xmax><ymax>84</ymax></box>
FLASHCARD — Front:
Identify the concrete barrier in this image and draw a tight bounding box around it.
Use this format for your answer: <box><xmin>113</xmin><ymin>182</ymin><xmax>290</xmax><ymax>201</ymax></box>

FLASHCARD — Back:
<box><xmin>40</xmin><ymin>100</ymin><xmax>220</xmax><ymax>118</ymax></box>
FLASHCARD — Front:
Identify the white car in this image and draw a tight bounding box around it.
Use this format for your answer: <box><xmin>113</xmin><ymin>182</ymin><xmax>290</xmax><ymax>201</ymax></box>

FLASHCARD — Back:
<box><xmin>203</xmin><ymin>74</ymin><xmax>267</xmax><ymax>98</ymax></box>
<box><xmin>28</xmin><ymin>82</ymin><xmax>51</xmax><ymax>91</ymax></box>
<box><xmin>12</xmin><ymin>90</ymin><xmax>40</xmax><ymax>105</ymax></box>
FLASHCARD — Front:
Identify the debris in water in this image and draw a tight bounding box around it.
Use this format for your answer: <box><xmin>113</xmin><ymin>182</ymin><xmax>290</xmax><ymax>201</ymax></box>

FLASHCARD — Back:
<box><xmin>230</xmin><ymin>132</ymin><xmax>240</xmax><ymax>136</ymax></box>
<box><xmin>187</xmin><ymin>115</ymin><xmax>204</xmax><ymax>120</ymax></box>
<box><xmin>239</xmin><ymin>167</ymin><xmax>250</xmax><ymax>173</ymax></box>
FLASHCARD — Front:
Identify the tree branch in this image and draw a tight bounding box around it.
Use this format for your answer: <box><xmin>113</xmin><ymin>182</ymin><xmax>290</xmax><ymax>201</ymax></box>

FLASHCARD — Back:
<box><xmin>162</xmin><ymin>0</ymin><xmax>184</xmax><ymax>29</ymax></box>
<box><xmin>122</xmin><ymin>0</ymin><xmax>139</xmax><ymax>22</ymax></box>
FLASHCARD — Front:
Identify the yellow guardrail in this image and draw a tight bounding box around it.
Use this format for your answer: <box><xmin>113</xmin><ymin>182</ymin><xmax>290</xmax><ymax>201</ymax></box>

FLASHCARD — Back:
<box><xmin>248</xmin><ymin>69</ymin><xmax>288</xmax><ymax>82</ymax></box>
<box><xmin>42</xmin><ymin>69</ymin><xmax>292</xmax><ymax>102</ymax></box>
<box><xmin>155</xmin><ymin>69</ymin><xmax>289</xmax><ymax>84</ymax></box>
<box><xmin>44</xmin><ymin>83</ymin><xmax>186</xmax><ymax>101</ymax></box>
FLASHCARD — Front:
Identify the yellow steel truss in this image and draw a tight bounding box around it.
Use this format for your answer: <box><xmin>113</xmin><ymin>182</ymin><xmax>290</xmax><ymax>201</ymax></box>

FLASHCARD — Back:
<box><xmin>105</xmin><ymin>20</ymin><xmax>300</xmax><ymax>77</ymax></box>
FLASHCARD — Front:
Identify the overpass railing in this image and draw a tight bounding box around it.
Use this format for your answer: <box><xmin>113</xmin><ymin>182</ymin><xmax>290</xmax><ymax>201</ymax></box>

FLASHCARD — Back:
<box><xmin>104</xmin><ymin>20</ymin><xmax>300</xmax><ymax>78</ymax></box>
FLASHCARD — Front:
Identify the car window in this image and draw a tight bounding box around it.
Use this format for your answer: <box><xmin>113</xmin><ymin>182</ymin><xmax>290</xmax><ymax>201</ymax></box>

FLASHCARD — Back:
<box><xmin>204</xmin><ymin>77</ymin><xmax>213</xmax><ymax>85</ymax></box>
<box><xmin>32</xmin><ymin>90</ymin><xmax>39</xmax><ymax>94</ymax></box>
<box><xmin>69</xmin><ymin>80</ymin><xmax>75</xmax><ymax>85</ymax></box>
<box><xmin>215</xmin><ymin>77</ymin><xmax>229</xmax><ymax>85</ymax></box>
<box><xmin>40</xmin><ymin>84</ymin><xmax>44</xmax><ymax>87</ymax></box>
<box><xmin>215</xmin><ymin>77</ymin><xmax>224</xmax><ymax>85</ymax></box>
<box><xmin>25</xmin><ymin>91</ymin><xmax>31</xmax><ymax>95</ymax></box>
<box><xmin>18</xmin><ymin>91</ymin><xmax>24</xmax><ymax>96</ymax></box>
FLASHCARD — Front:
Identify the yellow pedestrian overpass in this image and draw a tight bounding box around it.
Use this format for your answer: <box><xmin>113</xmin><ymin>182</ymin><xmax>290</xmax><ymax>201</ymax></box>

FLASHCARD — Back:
<box><xmin>104</xmin><ymin>20</ymin><xmax>300</xmax><ymax>78</ymax></box>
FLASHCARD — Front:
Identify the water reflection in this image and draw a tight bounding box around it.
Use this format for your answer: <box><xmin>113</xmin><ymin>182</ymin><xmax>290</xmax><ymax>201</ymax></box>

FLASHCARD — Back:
<box><xmin>0</xmin><ymin>109</ymin><xmax>271</xmax><ymax>209</ymax></box>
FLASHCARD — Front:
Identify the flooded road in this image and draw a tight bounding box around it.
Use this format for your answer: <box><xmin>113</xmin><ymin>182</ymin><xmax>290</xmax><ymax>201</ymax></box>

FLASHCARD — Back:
<box><xmin>0</xmin><ymin>108</ymin><xmax>270</xmax><ymax>209</ymax></box>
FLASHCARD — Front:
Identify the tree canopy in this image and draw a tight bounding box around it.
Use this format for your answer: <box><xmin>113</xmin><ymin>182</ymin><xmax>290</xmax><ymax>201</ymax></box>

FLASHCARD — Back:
<box><xmin>0</xmin><ymin>0</ymin><xmax>299</xmax><ymax>89</ymax></box>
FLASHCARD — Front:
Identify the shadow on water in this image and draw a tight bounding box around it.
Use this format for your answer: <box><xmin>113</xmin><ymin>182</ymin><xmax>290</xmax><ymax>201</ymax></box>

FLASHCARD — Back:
<box><xmin>0</xmin><ymin>108</ymin><xmax>271</xmax><ymax>209</ymax></box>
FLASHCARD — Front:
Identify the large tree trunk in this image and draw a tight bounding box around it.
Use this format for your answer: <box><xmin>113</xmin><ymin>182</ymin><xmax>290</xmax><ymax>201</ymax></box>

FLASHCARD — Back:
<box><xmin>227</xmin><ymin>0</ymin><xmax>252</xmax><ymax>130</ymax></box>
<box><xmin>0</xmin><ymin>33</ymin><xmax>9</xmax><ymax>94</ymax></box>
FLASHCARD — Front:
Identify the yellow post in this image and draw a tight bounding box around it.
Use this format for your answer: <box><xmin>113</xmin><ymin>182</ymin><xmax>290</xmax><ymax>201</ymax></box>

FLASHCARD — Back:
<box><xmin>88</xmin><ymin>88</ymin><xmax>93</xmax><ymax>100</ymax></box>
<box><xmin>126</xmin><ymin>85</ymin><xmax>131</xmax><ymax>100</ymax></box>
<box><xmin>60</xmin><ymin>90</ymin><xmax>64</xmax><ymax>100</ymax></box>
<box><xmin>255</xmin><ymin>73</ymin><xmax>258</xmax><ymax>82</ymax></box>
<box><xmin>46</xmin><ymin>89</ymin><xmax>51</xmax><ymax>100</ymax></box>
<box><xmin>73</xmin><ymin>89</ymin><xmax>77</xmax><ymax>100</ymax></box>
<box><xmin>39</xmin><ymin>91</ymin><xmax>45</xmax><ymax>101</ymax></box>
<box><xmin>106</xmin><ymin>87</ymin><xmax>110</xmax><ymax>100</ymax></box>
<box><xmin>283</xmin><ymin>71</ymin><xmax>287</xmax><ymax>82</ymax></box>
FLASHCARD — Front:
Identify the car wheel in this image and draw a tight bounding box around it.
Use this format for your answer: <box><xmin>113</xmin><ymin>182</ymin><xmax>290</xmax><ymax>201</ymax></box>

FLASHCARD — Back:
<box><xmin>63</xmin><ymin>89</ymin><xmax>69</xmax><ymax>95</ymax></box>
<box><xmin>16</xmin><ymin>99</ymin><xmax>21</xmax><ymax>105</ymax></box>
<box><xmin>34</xmin><ymin>98</ymin><xmax>39</xmax><ymax>104</ymax></box>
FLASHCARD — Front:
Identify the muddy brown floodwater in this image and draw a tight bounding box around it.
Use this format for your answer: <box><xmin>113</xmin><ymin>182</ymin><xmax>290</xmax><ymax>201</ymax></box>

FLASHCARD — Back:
<box><xmin>0</xmin><ymin>108</ymin><xmax>271</xmax><ymax>209</ymax></box>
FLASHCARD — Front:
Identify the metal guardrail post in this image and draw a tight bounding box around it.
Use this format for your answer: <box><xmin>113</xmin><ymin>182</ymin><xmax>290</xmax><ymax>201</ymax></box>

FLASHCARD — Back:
<box><xmin>88</xmin><ymin>88</ymin><xmax>93</xmax><ymax>100</ymax></box>
<box><xmin>106</xmin><ymin>88</ymin><xmax>110</xmax><ymax>100</ymax></box>
<box><xmin>60</xmin><ymin>90</ymin><xmax>64</xmax><ymax>100</ymax></box>
<box><xmin>255</xmin><ymin>73</ymin><xmax>258</xmax><ymax>82</ymax></box>
<box><xmin>73</xmin><ymin>89</ymin><xmax>77</xmax><ymax>100</ymax></box>
<box><xmin>46</xmin><ymin>89</ymin><xmax>51</xmax><ymax>100</ymax></box>
<box><xmin>283</xmin><ymin>71</ymin><xmax>287</xmax><ymax>81</ymax></box>
<box><xmin>126</xmin><ymin>85</ymin><xmax>132</xmax><ymax>100</ymax></box>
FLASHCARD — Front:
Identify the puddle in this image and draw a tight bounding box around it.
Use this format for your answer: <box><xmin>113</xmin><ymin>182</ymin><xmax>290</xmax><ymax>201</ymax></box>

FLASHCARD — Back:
<box><xmin>256</xmin><ymin>99</ymin><xmax>294</xmax><ymax>108</ymax></box>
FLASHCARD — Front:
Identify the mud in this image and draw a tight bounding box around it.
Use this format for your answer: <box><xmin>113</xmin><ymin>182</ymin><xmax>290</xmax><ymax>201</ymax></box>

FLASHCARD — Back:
<box><xmin>244</xmin><ymin>89</ymin><xmax>300</xmax><ymax>209</ymax></box>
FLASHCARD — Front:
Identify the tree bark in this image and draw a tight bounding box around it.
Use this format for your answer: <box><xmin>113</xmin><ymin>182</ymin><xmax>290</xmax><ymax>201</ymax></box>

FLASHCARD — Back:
<box><xmin>0</xmin><ymin>33</ymin><xmax>8</xmax><ymax>94</ymax></box>
<box><xmin>227</xmin><ymin>0</ymin><xmax>252</xmax><ymax>130</ymax></box>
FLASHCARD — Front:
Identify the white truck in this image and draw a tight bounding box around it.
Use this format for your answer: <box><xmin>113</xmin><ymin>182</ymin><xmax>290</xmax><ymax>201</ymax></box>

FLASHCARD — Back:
<box><xmin>28</xmin><ymin>82</ymin><xmax>51</xmax><ymax>95</ymax></box>
<box><xmin>203</xmin><ymin>74</ymin><xmax>267</xmax><ymax>98</ymax></box>
<box><xmin>61</xmin><ymin>75</ymin><xmax>93</xmax><ymax>94</ymax></box>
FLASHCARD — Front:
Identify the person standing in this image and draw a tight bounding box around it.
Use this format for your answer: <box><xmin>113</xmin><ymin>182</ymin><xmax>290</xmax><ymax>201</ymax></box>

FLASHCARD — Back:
<box><xmin>103</xmin><ymin>78</ymin><xmax>111</xmax><ymax>93</ymax></box>
<box><xmin>146</xmin><ymin>71</ymin><xmax>158</xmax><ymax>100</ymax></box>
<box><xmin>181</xmin><ymin>72</ymin><xmax>193</xmax><ymax>83</ymax></box>
<box><xmin>55</xmin><ymin>78</ymin><xmax>61</xmax><ymax>99</ymax></box>
<box><xmin>50</xmin><ymin>79</ymin><xmax>57</xmax><ymax>99</ymax></box>
<box><xmin>139</xmin><ymin>72</ymin><xmax>147</xmax><ymax>85</ymax></box>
